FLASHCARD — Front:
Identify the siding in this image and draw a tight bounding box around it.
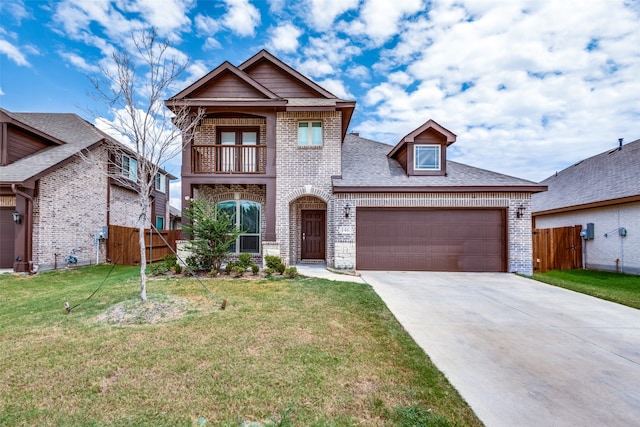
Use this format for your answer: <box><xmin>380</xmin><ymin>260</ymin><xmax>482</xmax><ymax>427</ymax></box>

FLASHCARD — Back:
<box><xmin>7</xmin><ymin>127</ymin><xmax>52</xmax><ymax>164</ymax></box>
<box><xmin>535</xmin><ymin>202</ymin><xmax>640</xmax><ymax>274</ymax></box>
<box><xmin>191</xmin><ymin>70</ymin><xmax>266</xmax><ymax>98</ymax></box>
<box><xmin>245</xmin><ymin>61</ymin><xmax>321</xmax><ymax>98</ymax></box>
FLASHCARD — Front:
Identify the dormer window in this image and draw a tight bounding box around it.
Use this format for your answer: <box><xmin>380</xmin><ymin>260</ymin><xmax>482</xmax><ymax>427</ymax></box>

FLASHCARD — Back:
<box><xmin>414</xmin><ymin>145</ymin><xmax>441</xmax><ymax>171</ymax></box>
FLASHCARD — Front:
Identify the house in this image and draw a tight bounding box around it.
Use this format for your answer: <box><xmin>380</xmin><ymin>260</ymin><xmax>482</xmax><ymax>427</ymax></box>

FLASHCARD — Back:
<box><xmin>532</xmin><ymin>138</ymin><xmax>640</xmax><ymax>275</ymax></box>
<box><xmin>167</xmin><ymin>50</ymin><xmax>546</xmax><ymax>275</ymax></box>
<box><xmin>0</xmin><ymin>108</ymin><xmax>175</xmax><ymax>272</ymax></box>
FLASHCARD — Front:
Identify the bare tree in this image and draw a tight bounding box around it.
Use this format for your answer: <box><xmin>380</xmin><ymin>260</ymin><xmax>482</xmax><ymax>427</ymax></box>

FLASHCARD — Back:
<box><xmin>88</xmin><ymin>28</ymin><xmax>204</xmax><ymax>301</ymax></box>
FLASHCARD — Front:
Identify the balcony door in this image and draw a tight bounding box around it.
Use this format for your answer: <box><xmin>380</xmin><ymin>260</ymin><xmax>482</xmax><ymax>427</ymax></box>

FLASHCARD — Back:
<box><xmin>219</xmin><ymin>128</ymin><xmax>258</xmax><ymax>173</ymax></box>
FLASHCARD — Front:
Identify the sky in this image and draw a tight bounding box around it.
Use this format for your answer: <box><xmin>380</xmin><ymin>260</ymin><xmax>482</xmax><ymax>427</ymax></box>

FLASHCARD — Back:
<box><xmin>1</xmin><ymin>0</ymin><xmax>639</xmax><ymax>210</ymax></box>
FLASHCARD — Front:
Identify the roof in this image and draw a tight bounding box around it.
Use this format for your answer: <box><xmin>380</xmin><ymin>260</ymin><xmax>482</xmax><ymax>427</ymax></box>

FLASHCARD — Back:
<box><xmin>532</xmin><ymin>138</ymin><xmax>640</xmax><ymax>214</ymax></box>
<box><xmin>333</xmin><ymin>133</ymin><xmax>546</xmax><ymax>193</ymax></box>
<box><xmin>0</xmin><ymin>109</ymin><xmax>107</xmax><ymax>183</ymax></box>
<box><xmin>0</xmin><ymin>108</ymin><xmax>176</xmax><ymax>184</ymax></box>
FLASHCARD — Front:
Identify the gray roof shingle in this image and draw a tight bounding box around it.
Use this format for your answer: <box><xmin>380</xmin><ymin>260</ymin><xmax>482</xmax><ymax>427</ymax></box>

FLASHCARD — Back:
<box><xmin>334</xmin><ymin>133</ymin><xmax>544</xmax><ymax>190</ymax></box>
<box><xmin>0</xmin><ymin>109</ymin><xmax>107</xmax><ymax>183</ymax></box>
<box><xmin>532</xmin><ymin>138</ymin><xmax>640</xmax><ymax>213</ymax></box>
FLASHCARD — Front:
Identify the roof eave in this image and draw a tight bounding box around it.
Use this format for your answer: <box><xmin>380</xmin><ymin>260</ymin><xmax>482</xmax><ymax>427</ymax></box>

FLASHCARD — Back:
<box><xmin>333</xmin><ymin>184</ymin><xmax>549</xmax><ymax>193</ymax></box>
<box><xmin>533</xmin><ymin>194</ymin><xmax>640</xmax><ymax>216</ymax></box>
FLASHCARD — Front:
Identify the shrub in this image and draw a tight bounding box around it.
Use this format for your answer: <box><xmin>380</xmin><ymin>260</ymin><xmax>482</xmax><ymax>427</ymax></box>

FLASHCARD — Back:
<box><xmin>264</xmin><ymin>255</ymin><xmax>282</xmax><ymax>270</ymax></box>
<box><xmin>284</xmin><ymin>266</ymin><xmax>298</xmax><ymax>278</ymax></box>
<box><xmin>173</xmin><ymin>264</ymin><xmax>182</xmax><ymax>274</ymax></box>
<box><xmin>148</xmin><ymin>262</ymin><xmax>168</xmax><ymax>276</ymax></box>
<box><xmin>264</xmin><ymin>267</ymin><xmax>275</xmax><ymax>277</ymax></box>
<box><xmin>276</xmin><ymin>263</ymin><xmax>286</xmax><ymax>275</ymax></box>
<box><xmin>163</xmin><ymin>254</ymin><xmax>178</xmax><ymax>269</ymax></box>
<box><xmin>251</xmin><ymin>264</ymin><xmax>260</xmax><ymax>275</ymax></box>
<box><xmin>231</xmin><ymin>266</ymin><xmax>245</xmax><ymax>278</ymax></box>
<box><xmin>237</xmin><ymin>253</ymin><xmax>253</xmax><ymax>269</ymax></box>
<box><xmin>224</xmin><ymin>262</ymin><xmax>234</xmax><ymax>275</ymax></box>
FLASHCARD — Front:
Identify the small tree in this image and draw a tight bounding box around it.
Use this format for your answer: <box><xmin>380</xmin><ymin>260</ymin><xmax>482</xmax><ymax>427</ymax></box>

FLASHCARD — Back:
<box><xmin>182</xmin><ymin>198</ymin><xmax>241</xmax><ymax>273</ymax></box>
<box><xmin>86</xmin><ymin>28</ymin><xmax>204</xmax><ymax>301</ymax></box>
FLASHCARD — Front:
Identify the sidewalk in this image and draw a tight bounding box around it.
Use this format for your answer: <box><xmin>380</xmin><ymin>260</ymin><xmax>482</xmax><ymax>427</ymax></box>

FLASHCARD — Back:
<box><xmin>295</xmin><ymin>264</ymin><xmax>365</xmax><ymax>283</ymax></box>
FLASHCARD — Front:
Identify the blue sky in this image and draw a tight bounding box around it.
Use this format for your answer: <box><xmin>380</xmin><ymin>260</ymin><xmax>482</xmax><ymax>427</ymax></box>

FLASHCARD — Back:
<box><xmin>1</xmin><ymin>0</ymin><xmax>640</xmax><ymax>209</ymax></box>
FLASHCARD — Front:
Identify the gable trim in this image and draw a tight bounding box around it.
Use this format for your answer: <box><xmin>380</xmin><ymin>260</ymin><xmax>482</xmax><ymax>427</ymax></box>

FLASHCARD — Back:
<box><xmin>238</xmin><ymin>49</ymin><xmax>338</xmax><ymax>99</ymax></box>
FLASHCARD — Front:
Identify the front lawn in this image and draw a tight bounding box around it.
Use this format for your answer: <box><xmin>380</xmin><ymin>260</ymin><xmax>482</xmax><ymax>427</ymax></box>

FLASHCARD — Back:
<box><xmin>533</xmin><ymin>269</ymin><xmax>640</xmax><ymax>309</ymax></box>
<box><xmin>0</xmin><ymin>265</ymin><xmax>481</xmax><ymax>426</ymax></box>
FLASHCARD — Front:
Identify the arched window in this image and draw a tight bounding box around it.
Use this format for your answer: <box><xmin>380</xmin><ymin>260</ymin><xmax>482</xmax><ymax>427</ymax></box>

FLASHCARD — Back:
<box><xmin>216</xmin><ymin>200</ymin><xmax>260</xmax><ymax>253</ymax></box>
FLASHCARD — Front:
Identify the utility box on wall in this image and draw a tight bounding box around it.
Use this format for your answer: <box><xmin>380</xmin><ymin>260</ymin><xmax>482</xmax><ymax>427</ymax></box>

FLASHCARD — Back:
<box><xmin>582</xmin><ymin>222</ymin><xmax>594</xmax><ymax>240</ymax></box>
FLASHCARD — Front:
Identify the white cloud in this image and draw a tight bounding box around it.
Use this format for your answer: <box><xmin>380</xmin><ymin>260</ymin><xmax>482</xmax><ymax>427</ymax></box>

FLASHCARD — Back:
<box><xmin>296</xmin><ymin>33</ymin><xmax>361</xmax><ymax>78</ymax></box>
<box><xmin>316</xmin><ymin>78</ymin><xmax>354</xmax><ymax>99</ymax></box>
<box><xmin>169</xmin><ymin>180</ymin><xmax>183</xmax><ymax>210</ymax></box>
<box><xmin>0</xmin><ymin>38</ymin><xmax>30</xmax><ymax>66</ymax></box>
<box><xmin>60</xmin><ymin>51</ymin><xmax>100</xmax><ymax>72</ymax></box>
<box><xmin>350</xmin><ymin>0</ymin><xmax>425</xmax><ymax>45</ymax></box>
<box><xmin>0</xmin><ymin>86</ymin><xmax>5</xmax><ymax>96</ymax></box>
<box><xmin>268</xmin><ymin>22</ymin><xmax>302</xmax><ymax>53</ymax></box>
<box><xmin>124</xmin><ymin>0</ymin><xmax>194</xmax><ymax>37</ymax></box>
<box><xmin>347</xmin><ymin>64</ymin><xmax>370</xmax><ymax>80</ymax></box>
<box><xmin>222</xmin><ymin>0</ymin><xmax>261</xmax><ymax>37</ymax></box>
<box><xmin>0</xmin><ymin>0</ymin><xmax>30</xmax><ymax>24</ymax></box>
<box><xmin>307</xmin><ymin>0</ymin><xmax>359</xmax><ymax>31</ymax></box>
<box><xmin>194</xmin><ymin>13</ymin><xmax>220</xmax><ymax>36</ymax></box>
<box><xmin>358</xmin><ymin>0</ymin><xmax>640</xmax><ymax>181</ymax></box>
<box><xmin>203</xmin><ymin>37</ymin><xmax>222</xmax><ymax>50</ymax></box>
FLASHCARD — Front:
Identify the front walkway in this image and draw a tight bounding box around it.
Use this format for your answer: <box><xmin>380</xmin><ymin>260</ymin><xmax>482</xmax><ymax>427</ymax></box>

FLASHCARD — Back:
<box><xmin>360</xmin><ymin>271</ymin><xmax>640</xmax><ymax>427</ymax></box>
<box><xmin>295</xmin><ymin>264</ymin><xmax>365</xmax><ymax>283</ymax></box>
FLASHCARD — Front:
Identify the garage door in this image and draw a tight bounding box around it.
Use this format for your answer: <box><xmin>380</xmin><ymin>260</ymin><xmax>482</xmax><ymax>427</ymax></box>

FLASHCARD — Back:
<box><xmin>0</xmin><ymin>207</ymin><xmax>16</xmax><ymax>268</ymax></box>
<box><xmin>356</xmin><ymin>208</ymin><xmax>506</xmax><ymax>272</ymax></box>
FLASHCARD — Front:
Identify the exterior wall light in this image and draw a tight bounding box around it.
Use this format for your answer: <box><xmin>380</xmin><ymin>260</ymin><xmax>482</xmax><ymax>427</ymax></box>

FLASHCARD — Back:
<box><xmin>344</xmin><ymin>204</ymin><xmax>351</xmax><ymax>218</ymax></box>
<box><xmin>516</xmin><ymin>204</ymin><xmax>526</xmax><ymax>219</ymax></box>
<box><xmin>12</xmin><ymin>211</ymin><xmax>22</xmax><ymax>224</ymax></box>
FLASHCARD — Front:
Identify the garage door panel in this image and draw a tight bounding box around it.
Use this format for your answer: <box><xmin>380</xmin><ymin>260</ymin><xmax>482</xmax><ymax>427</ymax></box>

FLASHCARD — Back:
<box><xmin>356</xmin><ymin>208</ymin><xmax>506</xmax><ymax>272</ymax></box>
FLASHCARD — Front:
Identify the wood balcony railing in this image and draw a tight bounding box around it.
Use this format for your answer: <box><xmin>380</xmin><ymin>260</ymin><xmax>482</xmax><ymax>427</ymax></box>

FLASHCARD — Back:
<box><xmin>192</xmin><ymin>144</ymin><xmax>266</xmax><ymax>174</ymax></box>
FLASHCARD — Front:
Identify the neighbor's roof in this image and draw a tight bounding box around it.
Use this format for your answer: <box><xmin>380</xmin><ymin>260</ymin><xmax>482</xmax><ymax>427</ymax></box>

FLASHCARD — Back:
<box><xmin>333</xmin><ymin>134</ymin><xmax>546</xmax><ymax>192</ymax></box>
<box><xmin>532</xmin><ymin>138</ymin><xmax>640</xmax><ymax>214</ymax></box>
<box><xmin>0</xmin><ymin>108</ymin><xmax>176</xmax><ymax>184</ymax></box>
<box><xmin>0</xmin><ymin>109</ymin><xmax>107</xmax><ymax>183</ymax></box>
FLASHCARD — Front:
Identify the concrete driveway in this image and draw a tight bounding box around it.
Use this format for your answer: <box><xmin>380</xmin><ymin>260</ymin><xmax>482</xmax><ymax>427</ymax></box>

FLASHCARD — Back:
<box><xmin>360</xmin><ymin>271</ymin><xmax>640</xmax><ymax>427</ymax></box>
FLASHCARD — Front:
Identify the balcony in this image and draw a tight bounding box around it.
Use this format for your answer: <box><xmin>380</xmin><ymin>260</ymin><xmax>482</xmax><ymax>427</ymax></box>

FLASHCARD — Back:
<box><xmin>192</xmin><ymin>144</ymin><xmax>266</xmax><ymax>174</ymax></box>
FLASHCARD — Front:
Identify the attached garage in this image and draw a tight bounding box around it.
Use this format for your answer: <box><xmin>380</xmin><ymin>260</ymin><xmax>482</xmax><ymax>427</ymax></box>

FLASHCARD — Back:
<box><xmin>356</xmin><ymin>208</ymin><xmax>506</xmax><ymax>272</ymax></box>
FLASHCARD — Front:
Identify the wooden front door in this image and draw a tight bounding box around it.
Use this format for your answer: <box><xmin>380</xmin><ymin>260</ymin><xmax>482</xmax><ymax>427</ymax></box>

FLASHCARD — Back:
<box><xmin>301</xmin><ymin>210</ymin><xmax>325</xmax><ymax>260</ymax></box>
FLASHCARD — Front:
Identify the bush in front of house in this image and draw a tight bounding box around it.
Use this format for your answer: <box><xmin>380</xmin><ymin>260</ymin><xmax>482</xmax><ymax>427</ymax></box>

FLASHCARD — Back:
<box><xmin>284</xmin><ymin>266</ymin><xmax>298</xmax><ymax>278</ymax></box>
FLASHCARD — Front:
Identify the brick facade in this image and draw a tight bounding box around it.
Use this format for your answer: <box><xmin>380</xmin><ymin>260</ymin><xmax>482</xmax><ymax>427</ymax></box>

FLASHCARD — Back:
<box><xmin>32</xmin><ymin>148</ymin><xmax>109</xmax><ymax>270</ymax></box>
<box><xmin>332</xmin><ymin>192</ymin><xmax>534</xmax><ymax>275</ymax></box>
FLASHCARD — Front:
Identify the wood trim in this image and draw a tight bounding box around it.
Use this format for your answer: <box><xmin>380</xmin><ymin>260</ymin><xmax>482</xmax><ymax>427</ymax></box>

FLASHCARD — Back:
<box><xmin>333</xmin><ymin>185</ymin><xmax>548</xmax><ymax>193</ymax></box>
<box><xmin>532</xmin><ymin>194</ymin><xmax>640</xmax><ymax>217</ymax></box>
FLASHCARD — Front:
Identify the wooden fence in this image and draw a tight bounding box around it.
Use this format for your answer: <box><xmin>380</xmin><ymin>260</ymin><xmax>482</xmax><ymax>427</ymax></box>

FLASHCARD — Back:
<box><xmin>532</xmin><ymin>225</ymin><xmax>583</xmax><ymax>273</ymax></box>
<box><xmin>108</xmin><ymin>225</ymin><xmax>181</xmax><ymax>266</ymax></box>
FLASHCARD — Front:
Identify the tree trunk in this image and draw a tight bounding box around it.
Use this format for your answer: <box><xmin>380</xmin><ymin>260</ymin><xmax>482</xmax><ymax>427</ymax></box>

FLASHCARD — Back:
<box><xmin>139</xmin><ymin>200</ymin><xmax>148</xmax><ymax>301</ymax></box>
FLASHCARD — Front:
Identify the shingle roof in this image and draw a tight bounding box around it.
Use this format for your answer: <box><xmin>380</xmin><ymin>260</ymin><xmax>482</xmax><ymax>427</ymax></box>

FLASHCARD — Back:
<box><xmin>333</xmin><ymin>134</ymin><xmax>545</xmax><ymax>191</ymax></box>
<box><xmin>0</xmin><ymin>109</ymin><xmax>107</xmax><ymax>183</ymax></box>
<box><xmin>532</xmin><ymin>138</ymin><xmax>640</xmax><ymax>214</ymax></box>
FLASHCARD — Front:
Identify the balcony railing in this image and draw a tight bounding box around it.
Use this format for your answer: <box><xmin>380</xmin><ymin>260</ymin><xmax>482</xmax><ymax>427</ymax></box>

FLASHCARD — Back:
<box><xmin>192</xmin><ymin>144</ymin><xmax>266</xmax><ymax>174</ymax></box>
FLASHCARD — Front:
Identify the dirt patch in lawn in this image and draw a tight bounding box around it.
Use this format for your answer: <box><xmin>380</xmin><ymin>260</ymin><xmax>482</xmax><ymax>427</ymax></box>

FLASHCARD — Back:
<box><xmin>96</xmin><ymin>295</ymin><xmax>192</xmax><ymax>325</ymax></box>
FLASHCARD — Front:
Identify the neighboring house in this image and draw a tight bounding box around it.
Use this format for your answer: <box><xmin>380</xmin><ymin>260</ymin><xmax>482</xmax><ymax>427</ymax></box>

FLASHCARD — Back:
<box><xmin>532</xmin><ymin>138</ymin><xmax>640</xmax><ymax>275</ymax></box>
<box><xmin>0</xmin><ymin>108</ymin><xmax>175</xmax><ymax>272</ymax></box>
<box><xmin>167</xmin><ymin>50</ymin><xmax>546</xmax><ymax>274</ymax></box>
<box><xmin>169</xmin><ymin>206</ymin><xmax>182</xmax><ymax>230</ymax></box>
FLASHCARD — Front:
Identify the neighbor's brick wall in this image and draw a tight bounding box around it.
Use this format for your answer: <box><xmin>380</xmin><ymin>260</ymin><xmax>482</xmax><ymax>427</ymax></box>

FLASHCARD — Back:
<box><xmin>535</xmin><ymin>202</ymin><xmax>640</xmax><ymax>275</ymax></box>
<box><xmin>32</xmin><ymin>147</ymin><xmax>109</xmax><ymax>271</ymax></box>
<box><xmin>275</xmin><ymin>111</ymin><xmax>342</xmax><ymax>266</ymax></box>
<box><xmin>109</xmin><ymin>186</ymin><xmax>143</xmax><ymax>228</ymax></box>
<box><xmin>334</xmin><ymin>192</ymin><xmax>535</xmax><ymax>275</ymax></box>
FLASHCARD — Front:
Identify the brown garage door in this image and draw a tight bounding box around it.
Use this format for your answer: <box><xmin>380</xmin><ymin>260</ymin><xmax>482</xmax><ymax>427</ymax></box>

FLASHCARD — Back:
<box><xmin>356</xmin><ymin>208</ymin><xmax>506</xmax><ymax>272</ymax></box>
<box><xmin>0</xmin><ymin>207</ymin><xmax>16</xmax><ymax>268</ymax></box>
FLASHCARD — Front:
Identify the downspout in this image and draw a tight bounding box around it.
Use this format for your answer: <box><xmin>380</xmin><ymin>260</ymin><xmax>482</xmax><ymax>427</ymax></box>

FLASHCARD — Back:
<box><xmin>11</xmin><ymin>184</ymin><xmax>34</xmax><ymax>273</ymax></box>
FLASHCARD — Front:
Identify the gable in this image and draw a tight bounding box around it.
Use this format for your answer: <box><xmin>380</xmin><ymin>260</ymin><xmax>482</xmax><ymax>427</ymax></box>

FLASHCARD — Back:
<box><xmin>242</xmin><ymin>59</ymin><xmax>324</xmax><ymax>98</ymax></box>
<box><xmin>190</xmin><ymin>69</ymin><xmax>270</xmax><ymax>99</ymax></box>
<box><xmin>6</xmin><ymin>126</ymin><xmax>57</xmax><ymax>165</ymax></box>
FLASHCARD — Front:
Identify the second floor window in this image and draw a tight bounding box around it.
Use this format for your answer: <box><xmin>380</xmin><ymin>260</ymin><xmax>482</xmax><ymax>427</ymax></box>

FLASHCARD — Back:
<box><xmin>155</xmin><ymin>172</ymin><xmax>166</xmax><ymax>193</ymax></box>
<box><xmin>298</xmin><ymin>121</ymin><xmax>322</xmax><ymax>146</ymax></box>
<box><xmin>122</xmin><ymin>155</ymin><xmax>137</xmax><ymax>181</ymax></box>
<box><xmin>414</xmin><ymin>145</ymin><xmax>441</xmax><ymax>171</ymax></box>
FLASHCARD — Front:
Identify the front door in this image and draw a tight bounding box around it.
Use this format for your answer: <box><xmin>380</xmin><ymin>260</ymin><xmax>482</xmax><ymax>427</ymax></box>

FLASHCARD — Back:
<box><xmin>301</xmin><ymin>210</ymin><xmax>325</xmax><ymax>260</ymax></box>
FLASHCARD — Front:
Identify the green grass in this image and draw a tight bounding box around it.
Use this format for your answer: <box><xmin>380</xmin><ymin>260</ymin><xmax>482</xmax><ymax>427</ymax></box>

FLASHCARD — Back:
<box><xmin>0</xmin><ymin>265</ymin><xmax>481</xmax><ymax>426</ymax></box>
<box><xmin>533</xmin><ymin>269</ymin><xmax>640</xmax><ymax>309</ymax></box>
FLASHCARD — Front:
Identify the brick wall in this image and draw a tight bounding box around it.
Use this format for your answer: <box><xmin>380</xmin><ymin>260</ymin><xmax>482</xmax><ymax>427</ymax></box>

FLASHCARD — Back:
<box><xmin>194</xmin><ymin>117</ymin><xmax>267</xmax><ymax>145</ymax></box>
<box><xmin>334</xmin><ymin>192</ymin><xmax>535</xmax><ymax>275</ymax></box>
<box><xmin>535</xmin><ymin>202</ymin><xmax>640</xmax><ymax>274</ymax></box>
<box><xmin>109</xmin><ymin>185</ymin><xmax>143</xmax><ymax>228</ymax></box>
<box><xmin>275</xmin><ymin>111</ymin><xmax>342</xmax><ymax>265</ymax></box>
<box><xmin>32</xmin><ymin>147</ymin><xmax>109</xmax><ymax>270</ymax></box>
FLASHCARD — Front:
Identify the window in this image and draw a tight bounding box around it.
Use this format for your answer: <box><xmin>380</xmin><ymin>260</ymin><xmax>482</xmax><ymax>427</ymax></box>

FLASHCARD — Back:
<box><xmin>216</xmin><ymin>200</ymin><xmax>261</xmax><ymax>253</ymax></box>
<box><xmin>122</xmin><ymin>155</ymin><xmax>137</xmax><ymax>181</ymax></box>
<box><xmin>155</xmin><ymin>173</ymin><xmax>166</xmax><ymax>193</ymax></box>
<box><xmin>298</xmin><ymin>121</ymin><xmax>322</xmax><ymax>146</ymax></box>
<box><xmin>414</xmin><ymin>145</ymin><xmax>441</xmax><ymax>170</ymax></box>
<box><xmin>156</xmin><ymin>216</ymin><xmax>164</xmax><ymax>230</ymax></box>
<box><xmin>218</xmin><ymin>128</ymin><xmax>259</xmax><ymax>172</ymax></box>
